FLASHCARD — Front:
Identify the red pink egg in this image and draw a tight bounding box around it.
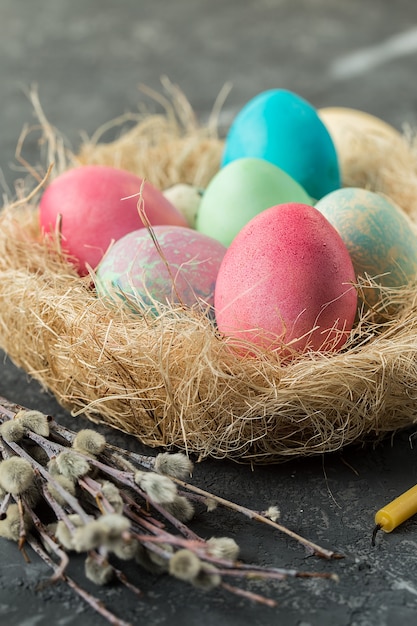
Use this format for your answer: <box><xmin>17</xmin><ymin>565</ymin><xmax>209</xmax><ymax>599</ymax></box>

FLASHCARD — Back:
<box><xmin>214</xmin><ymin>202</ymin><xmax>357</xmax><ymax>356</ymax></box>
<box><xmin>39</xmin><ymin>165</ymin><xmax>188</xmax><ymax>275</ymax></box>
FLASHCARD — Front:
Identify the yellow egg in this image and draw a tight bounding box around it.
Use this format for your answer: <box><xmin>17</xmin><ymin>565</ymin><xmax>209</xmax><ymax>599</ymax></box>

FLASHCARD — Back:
<box><xmin>319</xmin><ymin>107</ymin><xmax>401</xmax><ymax>143</ymax></box>
<box><xmin>318</xmin><ymin>107</ymin><xmax>417</xmax><ymax>217</ymax></box>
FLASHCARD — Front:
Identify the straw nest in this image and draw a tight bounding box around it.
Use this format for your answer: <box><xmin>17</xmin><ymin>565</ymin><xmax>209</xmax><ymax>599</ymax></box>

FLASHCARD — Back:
<box><xmin>1</xmin><ymin>84</ymin><xmax>417</xmax><ymax>463</ymax></box>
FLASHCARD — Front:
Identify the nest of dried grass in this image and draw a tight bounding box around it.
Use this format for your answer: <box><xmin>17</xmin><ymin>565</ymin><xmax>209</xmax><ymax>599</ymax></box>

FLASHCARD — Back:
<box><xmin>1</xmin><ymin>83</ymin><xmax>417</xmax><ymax>463</ymax></box>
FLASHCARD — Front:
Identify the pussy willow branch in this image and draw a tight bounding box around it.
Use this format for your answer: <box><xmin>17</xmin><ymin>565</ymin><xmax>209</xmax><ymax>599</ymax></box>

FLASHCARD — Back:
<box><xmin>26</xmin><ymin>533</ymin><xmax>132</xmax><ymax>626</ymax></box>
<box><xmin>0</xmin><ymin>398</ymin><xmax>341</xmax><ymax>559</ymax></box>
<box><xmin>0</xmin><ymin>395</ymin><xmax>341</xmax><ymax>625</ymax></box>
<box><xmin>170</xmin><ymin>476</ymin><xmax>343</xmax><ymax>560</ymax></box>
<box><xmin>3</xmin><ymin>405</ymin><xmax>338</xmax><ymax>561</ymax></box>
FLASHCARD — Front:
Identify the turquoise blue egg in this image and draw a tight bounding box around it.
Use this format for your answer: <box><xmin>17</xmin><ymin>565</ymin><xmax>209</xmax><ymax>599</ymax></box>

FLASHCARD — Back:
<box><xmin>222</xmin><ymin>89</ymin><xmax>341</xmax><ymax>201</ymax></box>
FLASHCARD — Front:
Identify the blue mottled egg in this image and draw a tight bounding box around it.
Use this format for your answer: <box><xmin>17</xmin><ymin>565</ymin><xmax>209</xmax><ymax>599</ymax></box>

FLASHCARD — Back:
<box><xmin>95</xmin><ymin>225</ymin><xmax>227</xmax><ymax>314</ymax></box>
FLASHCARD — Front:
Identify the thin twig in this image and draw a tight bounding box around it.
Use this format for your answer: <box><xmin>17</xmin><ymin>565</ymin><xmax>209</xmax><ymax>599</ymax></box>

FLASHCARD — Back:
<box><xmin>0</xmin><ymin>492</ymin><xmax>11</xmax><ymax>519</ymax></box>
<box><xmin>26</xmin><ymin>535</ymin><xmax>132</xmax><ymax>626</ymax></box>
<box><xmin>221</xmin><ymin>582</ymin><xmax>278</xmax><ymax>608</ymax></box>
<box><xmin>171</xmin><ymin>477</ymin><xmax>343</xmax><ymax>560</ymax></box>
<box><xmin>28</xmin><ymin>507</ymin><xmax>69</xmax><ymax>582</ymax></box>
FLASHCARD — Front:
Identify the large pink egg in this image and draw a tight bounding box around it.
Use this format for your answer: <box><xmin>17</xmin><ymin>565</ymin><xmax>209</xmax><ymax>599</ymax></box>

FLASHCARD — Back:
<box><xmin>95</xmin><ymin>225</ymin><xmax>227</xmax><ymax>313</ymax></box>
<box><xmin>39</xmin><ymin>165</ymin><xmax>188</xmax><ymax>275</ymax></box>
<box><xmin>214</xmin><ymin>202</ymin><xmax>357</xmax><ymax>356</ymax></box>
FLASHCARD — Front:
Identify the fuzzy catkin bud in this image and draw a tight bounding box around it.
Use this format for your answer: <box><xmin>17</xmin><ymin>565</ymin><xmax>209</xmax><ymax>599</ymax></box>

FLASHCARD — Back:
<box><xmin>85</xmin><ymin>555</ymin><xmax>113</xmax><ymax>585</ymax></box>
<box><xmin>72</xmin><ymin>520</ymin><xmax>108</xmax><ymax>552</ymax></box>
<box><xmin>263</xmin><ymin>505</ymin><xmax>280</xmax><ymax>522</ymax></box>
<box><xmin>206</xmin><ymin>537</ymin><xmax>240</xmax><ymax>561</ymax></box>
<box><xmin>135</xmin><ymin>471</ymin><xmax>177</xmax><ymax>504</ymax></box>
<box><xmin>169</xmin><ymin>549</ymin><xmax>201</xmax><ymax>582</ymax></box>
<box><xmin>47</xmin><ymin>474</ymin><xmax>77</xmax><ymax>505</ymax></box>
<box><xmin>205</xmin><ymin>498</ymin><xmax>218</xmax><ymax>512</ymax></box>
<box><xmin>55</xmin><ymin>515</ymin><xmax>84</xmax><ymax>551</ymax></box>
<box><xmin>99</xmin><ymin>513</ymin><xmax>130</xmax><ymax>540</ymax></box>
<box><xmin>0</xmin><ymin>503</ymin><xmax>31</xmax><ymax>542</ymax></box>
<box><xmin>0</xmin><ymin>420</ymin><xmax>25</xmax><ymax>442</ymax></box>
<box><xmin>55</xmin><ymin>450</ymin><xmax>90</xmax><ymax>479</ymax></box>
<box><xmin>72</xmin><ymin>514</ymin><xmax>129</xmax><ymax>553</ymax></box>
<box><xmin>15</xmin><ymin>410</ymin><xmax>50</xmax><ymax>437</ymax></box>
<box><xmin>72</xmin><ymin>429</ymin><xmax>106</xmax><ymax>457</ymax></box>
<box><xmin>46</xmin><ymin>522</ymin><xmax>57</xmax><ymax>536</ymax></box>
<box><xmin>110</xmin><ymin>536</ymin><xmax>139</xmax><ymax>561</ymax></box>
<box><xmin>47</xmin><ymin>458</ymin><xmax>61</xmax><ymax>476</ymax></box>
<box><xmin>0</xmin><ymin>457</ymin><xmax>34</xmax><ymax>495</ymax></box>
<box><xmin>55</xmin><ymin>521</ymin><xmax>75</xmax><ymax>551</ymax></box>
<box><xmin>98</xmin><ymin>480</ymin><xmax>124</xmax><ymax>514</ymax></box>
<box><xmin>162</xmin><ymin>495</ymin><xmax>195</xmax><ymax>522</ymax></box>
<box><xmin>154</xmin><ymin>452</ymin><xmax>194</xmax><ymax>479</ymax></box>
<box><xmin>192</xmin><ymin>563</ymin><xmax>221</xmax><ymax>590</ymax></box>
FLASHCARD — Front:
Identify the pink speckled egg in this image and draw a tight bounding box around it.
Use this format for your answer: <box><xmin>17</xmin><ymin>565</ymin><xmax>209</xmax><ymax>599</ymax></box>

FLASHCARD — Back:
<box><xmin>39</xmin><ymin>165</ymin><xmax>188</xmax><ymax>276</ymax></box>
<box><xmin>95</xmin><ymin>225</ymin><xmax>227</xmax><ymax>313</ymax></box>
<box><xmin>214</xmin><ymin>202</ymin><xmax>357</xmax><ymax>356</ymax></box>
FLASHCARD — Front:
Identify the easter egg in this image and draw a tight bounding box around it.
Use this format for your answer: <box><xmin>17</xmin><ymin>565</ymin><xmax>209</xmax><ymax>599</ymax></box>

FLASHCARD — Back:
<box><xmin>95</xmin><ymin>225</ymin><xmax>227</xmax><ymax>313</ymax></box>
<box><xmin>221</xmin><ymin>89</ymin><xmax>341</xmax><ymax>200</ymax></box>
<box><xmin>162</xmin><ymin>184</ymin><xmax>204</xmax><ymax>228</ymax></box>
<box><xmin>319</xmin><ymin>107</ymin><xmax>401</xmax><ymax>144</ymax></box>
<box><xmin>39</xmin><ymin>165</ymin><xmax>188</xmax><ymax>276</ymax></box>
<box><xmin>195</xmin><ymin>157</ymin><xmax>311</xmax><ymax>247</ymax></box>
<box><xmin>315</xmin><ymin>187</ymin><xmax>417</xmax><ymax>306</ymax></box>
<box><xmin>318</xmin><ymin>107</ymin><xmax>413</xmax><ymax>194</ymax></box>
<box><xmin>214</xmin><ymin>202</ymin><xmax>357</xmax><ymax>355</ymax></box>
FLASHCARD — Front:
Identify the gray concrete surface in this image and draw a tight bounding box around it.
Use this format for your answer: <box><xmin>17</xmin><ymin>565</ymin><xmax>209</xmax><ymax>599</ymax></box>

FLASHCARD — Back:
<box><xmin>2</xmin><ymin>1</ymin><xmax>417</xmax><ymax>625</ymax></box>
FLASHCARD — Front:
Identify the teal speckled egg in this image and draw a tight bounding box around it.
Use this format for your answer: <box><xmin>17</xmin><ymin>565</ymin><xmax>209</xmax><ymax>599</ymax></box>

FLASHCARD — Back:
<box><xmin>315</xmin><ymin>187</ymin><xmax>417</xmax><ymax>307</ymax></box>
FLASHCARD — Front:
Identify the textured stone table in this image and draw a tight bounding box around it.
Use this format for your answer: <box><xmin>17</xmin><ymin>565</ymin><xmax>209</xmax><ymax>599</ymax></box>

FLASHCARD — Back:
<box><xmin>1</xmin><ymin>2</ymin><xmax>417</xmax><ymax>624</ymax></box>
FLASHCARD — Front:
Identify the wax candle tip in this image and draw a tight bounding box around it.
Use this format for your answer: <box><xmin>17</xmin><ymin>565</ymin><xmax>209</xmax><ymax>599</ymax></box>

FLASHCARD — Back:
<box><xmin>371</xmin><ymin>524</ymin><xmax>381</xmax><ymax>546</ymax></box>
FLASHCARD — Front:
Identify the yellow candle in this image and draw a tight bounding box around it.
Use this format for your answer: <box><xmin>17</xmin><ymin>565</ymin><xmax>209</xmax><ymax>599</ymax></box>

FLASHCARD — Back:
<box><xmin>374</xmin><ymin>483</ymin><xmax>417</xmax><ymax>540</ymax></box>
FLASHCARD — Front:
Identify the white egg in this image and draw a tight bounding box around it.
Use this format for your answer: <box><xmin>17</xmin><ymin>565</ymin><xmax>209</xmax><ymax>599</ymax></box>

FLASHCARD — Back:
<box><xmin>163</xmin><ymin>183</ymin><xmax>204</xmax><ymax>228</ymax></box>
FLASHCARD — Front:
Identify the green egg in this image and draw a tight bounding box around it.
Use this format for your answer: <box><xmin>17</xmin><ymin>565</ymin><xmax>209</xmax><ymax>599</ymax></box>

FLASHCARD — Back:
<box><xmin>195</xmin><ymin>157</ymin><xmax>312</xmax><ymax>247</ymax></box>
<box><xmin>315</xmin><ymin>187</ymin><xmax>417</xmax><ymax>307</ymax></box>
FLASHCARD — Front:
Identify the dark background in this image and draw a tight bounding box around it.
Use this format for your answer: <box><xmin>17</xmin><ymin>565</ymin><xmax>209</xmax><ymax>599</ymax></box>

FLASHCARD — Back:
<box><xmin>2</xmin><ymin>2</ymin><xmax>417</xmax><ymax>625</ymax></box>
